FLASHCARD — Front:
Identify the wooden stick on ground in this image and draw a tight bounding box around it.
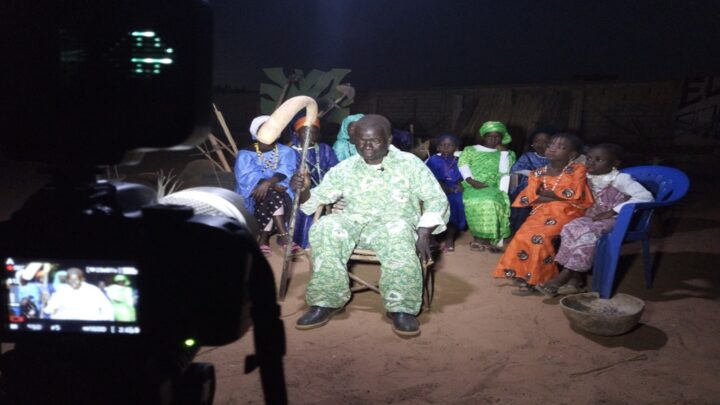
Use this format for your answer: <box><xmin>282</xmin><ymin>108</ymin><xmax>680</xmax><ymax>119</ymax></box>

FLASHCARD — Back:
<box><xmin>570</xmin><ymin>354</ymin><xmax>648</xmax><ymax>377</ymax></box>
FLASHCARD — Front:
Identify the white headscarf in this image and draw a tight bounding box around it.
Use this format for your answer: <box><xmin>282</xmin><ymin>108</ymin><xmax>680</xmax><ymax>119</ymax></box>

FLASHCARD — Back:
<box><xmin>249</xmin><ymin>115</ymin><xmax>271</xmax><ymax>140</ymax></box>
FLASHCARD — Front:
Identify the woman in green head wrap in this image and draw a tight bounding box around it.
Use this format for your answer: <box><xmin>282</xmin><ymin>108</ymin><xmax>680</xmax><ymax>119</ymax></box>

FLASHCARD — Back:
<box><xmin>333</xmin><ymin>113</ymin><xmax>364</xmax><ymax>161</ymax></box>
<box><xmin>458</xmin><ymin>121</ymin><xmax>516</xmax><ymax>252</ymax></box>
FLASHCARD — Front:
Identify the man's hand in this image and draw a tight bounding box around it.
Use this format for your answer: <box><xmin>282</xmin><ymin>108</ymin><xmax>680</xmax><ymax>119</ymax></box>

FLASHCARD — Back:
<box><xmin>290</xmin><ymin>172</ymin><xmax>311</xmax><ymax>192</ymax></box>
<box><xmin>466</xmin><ymin>178</ymin><xmax>487</xmax><ymax>189</ymax></box>
<box><xmin>592</xmin><ymin>210</ymin><xmax>616</xmax><ymax>221</ymax></box>
<box><xmin>416</xmin><ymin>227</ymin><xmax>433</xmax><ymax>264</ymax></box>
<box><xmin>251</xmin><ymin>180</ymin><xmax>272</xmax><ymax>201</ymax></box>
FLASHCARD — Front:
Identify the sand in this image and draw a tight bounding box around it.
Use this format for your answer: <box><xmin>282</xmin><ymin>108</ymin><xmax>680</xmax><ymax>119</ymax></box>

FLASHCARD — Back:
<box><xmin>198</xmin><ymin>189</ymin><xmax>720</xmax><ymax>404</ymax></box>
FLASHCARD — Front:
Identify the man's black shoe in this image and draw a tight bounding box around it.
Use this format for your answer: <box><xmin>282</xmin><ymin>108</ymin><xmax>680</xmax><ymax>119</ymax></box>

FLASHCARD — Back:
<box><xmin>295</xmin><ymin>306</ymin><xmax>342</xmax><ymax>330</ymax></box>
<box><xmin>387</xmin><ymin>312</ymin><xmax>420</xmax><ymax>337</ymax></box>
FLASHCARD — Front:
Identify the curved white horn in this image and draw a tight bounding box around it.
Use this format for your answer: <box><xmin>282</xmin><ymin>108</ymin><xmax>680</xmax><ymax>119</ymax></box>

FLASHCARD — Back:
<box><xmin>256</xmin><ymin>95</ymin><xmax>318</xmax><ymax>144</ymax></box>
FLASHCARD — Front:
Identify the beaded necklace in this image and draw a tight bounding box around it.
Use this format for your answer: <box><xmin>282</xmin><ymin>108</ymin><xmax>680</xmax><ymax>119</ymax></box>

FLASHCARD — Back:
<box><xmin>254</xmin><ymin>143</ymin><xmax>279</xmax><ymax>170</ymax></box>
<box><xmin>541</xmin><ymin>162</ymin><xmax>572</xmax><ymax>191</ymax></box>
<box><xmin>530</xmin><ymin>162</ymin><xmax>573</xmax><ymax>215</ymax></box>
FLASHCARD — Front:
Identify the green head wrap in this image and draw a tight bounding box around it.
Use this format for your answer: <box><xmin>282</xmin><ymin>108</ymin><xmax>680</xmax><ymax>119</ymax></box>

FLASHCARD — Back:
<box><xmin>479</xmin><ymin>121</ymin><xmax>512</xmax><ymax>145</ymax></box>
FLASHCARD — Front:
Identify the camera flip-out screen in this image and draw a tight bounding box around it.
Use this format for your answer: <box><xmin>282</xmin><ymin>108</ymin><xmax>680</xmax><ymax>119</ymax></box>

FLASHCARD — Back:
<box><xmin>3</xmin><ymin>257</ymin><xmax>140</xmax><ymax>336</ymax></box>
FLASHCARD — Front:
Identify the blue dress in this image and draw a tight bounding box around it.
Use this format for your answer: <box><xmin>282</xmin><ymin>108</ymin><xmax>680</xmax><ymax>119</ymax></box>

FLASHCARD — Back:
<box><xmin>233</xmin><ymin>144</ymin><xmax>298</xmax><ymax>215</ymax></box>
<box><xmin>426</xmin><ymin>154</ymin><xmax>466</xmax><ymax>230</ymax></box>
<box><xmin>291</xmin><ymin>143</ymin><xmax>339</xmax><ymax>248</ymax></box>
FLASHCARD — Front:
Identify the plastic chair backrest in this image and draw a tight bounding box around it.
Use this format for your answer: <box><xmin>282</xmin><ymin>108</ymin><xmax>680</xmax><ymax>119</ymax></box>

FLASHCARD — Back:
<box><xmin>621</xmin><ymin>166</ymin><xmax>690</xmax><ymax>237</ymax></box>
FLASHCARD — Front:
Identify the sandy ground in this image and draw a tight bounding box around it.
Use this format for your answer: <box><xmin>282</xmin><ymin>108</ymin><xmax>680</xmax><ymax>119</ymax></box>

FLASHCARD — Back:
<box><xmin>198</xmin><ymin>186</ymin><xmax>720</xmax><ymax>404</ymax></box>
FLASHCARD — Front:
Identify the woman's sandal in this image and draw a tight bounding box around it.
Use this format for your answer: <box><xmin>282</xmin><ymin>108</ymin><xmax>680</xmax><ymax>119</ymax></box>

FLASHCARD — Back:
<box><xmin>469</xmin><ymin>240</ymin><xmax>487</xmax><ymax>252</ymax></box>
<box><xmin>487</xmin><ymin>245</ymin><xmax>503</xmax><ymax>254</ymax></box>
<box><xmin>511</xmin><ymin>285</ymin><xmax>542</xmax><ymax>296</ymax></box>
<box><xmin>535</xmin><ymin>284</ymin><xmax>559</xmax><ymax>298</ymax></box>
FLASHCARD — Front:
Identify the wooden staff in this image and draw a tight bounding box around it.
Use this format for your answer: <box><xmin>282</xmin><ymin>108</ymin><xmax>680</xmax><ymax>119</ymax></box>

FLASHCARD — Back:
<box><xmin>256</xmin><ymin>96</ymin><xmax>318</xmax><ymax>301</ymax></box>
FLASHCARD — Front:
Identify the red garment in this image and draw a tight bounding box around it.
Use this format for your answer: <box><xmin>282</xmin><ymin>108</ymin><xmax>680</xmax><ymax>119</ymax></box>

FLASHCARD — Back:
<box><xmin>493</xmin><ymin>162</ymin><xmax>594</xmax><ymax>285</ymax></box>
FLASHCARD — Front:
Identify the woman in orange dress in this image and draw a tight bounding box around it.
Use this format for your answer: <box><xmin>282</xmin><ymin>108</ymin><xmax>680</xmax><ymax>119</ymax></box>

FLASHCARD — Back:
<box><xmin>493</xmin><ymin>133</ymin><xmax>593</xmax><ymax>294</ymax></box>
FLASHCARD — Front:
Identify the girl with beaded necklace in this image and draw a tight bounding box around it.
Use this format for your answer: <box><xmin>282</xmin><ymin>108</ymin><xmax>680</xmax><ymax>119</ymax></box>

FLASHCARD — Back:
<box><xmin>234</xmin><ymin>115</ymin><xmax>299</xmax><ymax>254</ymax></box>
<box><xmin>535</xmin><ymin>143</ymin><xmax>653</xmax><ymax>297</ymax></box>
<box><xmin>493</xmin><ymin>133</ymin><xmax>594</xmax><ymax>295</ymax></box>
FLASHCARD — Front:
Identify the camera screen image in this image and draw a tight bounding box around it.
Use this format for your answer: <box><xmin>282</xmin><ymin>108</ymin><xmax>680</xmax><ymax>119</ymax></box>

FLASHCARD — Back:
<box><xmin>3</xmin><ymin>257</ymin><xmax>141</xmax><ymax>336</ymax></box>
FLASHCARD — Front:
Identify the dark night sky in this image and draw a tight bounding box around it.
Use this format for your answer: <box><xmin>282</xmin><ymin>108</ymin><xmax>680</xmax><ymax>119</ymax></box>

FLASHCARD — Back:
<box><xmin>213</xmin><ymin>0</ymin><xmax>720</xmax><ymax>90</ymax></box>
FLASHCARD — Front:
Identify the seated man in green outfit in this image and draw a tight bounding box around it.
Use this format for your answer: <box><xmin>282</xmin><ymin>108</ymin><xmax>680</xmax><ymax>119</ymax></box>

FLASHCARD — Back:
<box><xmin>290</xmin><ymin>114</ymin><xmax>449</xmax><ymax>337</ymax></box>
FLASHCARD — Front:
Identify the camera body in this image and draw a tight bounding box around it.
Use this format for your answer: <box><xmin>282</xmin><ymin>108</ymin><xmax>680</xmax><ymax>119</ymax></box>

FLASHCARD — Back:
<box><xmin>0</xmin><ymin>1</ymin><xmax>287</xmax><ymax>403</ymax></box>
<box><xmin>0</xmin><ymin>180</ymin><xmax>258</xmax><ymax>347</ymax></box>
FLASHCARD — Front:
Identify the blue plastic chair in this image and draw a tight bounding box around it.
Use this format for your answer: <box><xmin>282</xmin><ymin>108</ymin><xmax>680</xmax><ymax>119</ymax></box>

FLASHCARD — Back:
<box><xmin>591</xmin><ymin>166</ymin><xmax>690</xmax><ymax>298</ymax></box>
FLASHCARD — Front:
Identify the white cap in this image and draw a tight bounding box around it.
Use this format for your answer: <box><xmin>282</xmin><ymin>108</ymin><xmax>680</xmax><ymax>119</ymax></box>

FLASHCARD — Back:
<box><xmin>249</xmin><ymin>115</ymin><xmax>271</xmax><ymax>140</ymax></box>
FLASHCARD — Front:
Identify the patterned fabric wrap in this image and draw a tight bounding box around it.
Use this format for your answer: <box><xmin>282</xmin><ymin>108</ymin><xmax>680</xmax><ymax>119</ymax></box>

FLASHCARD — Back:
<box><xmin>332</xmin><ymin>114</ymin><xmax>364</xmax><ymax>161</ymax></box>
<box><xmin>254</xmin><ymin>188</ymin><xmax>292</xmax><ymax>231</ymax></box>
<box><xmin>479</xmin><ymin>121</ymin><xmax>512</xmax><ymax>145</ymax></box>
<box><xmin>426</xmin><ymin>154</ymin><xmax>466</xmax><ymax>229</ymax></box>
<box><xmin>509</xmin><ymin>152</ymin><xmax>550</xmax><ymax>233</ymax></box>
<box><xmin>554</xmin><ymin>186</ymin><xmax>629</xmax><ymax>272</ymax></box>
<box><xmin>458</xmin><ymin>146</ymin><xmax>516</xmax><ymax>243</ymax></box>
<box><xmin>300</xmin><ymin>146</ymin><xmax>449</xmax><ymax>314</ymax></box>
<box><xmin>493</xmin><ymin>163</ymin><xmax>594</xmax><ymax>285</ymax></box>
<box><xmin>234</xmin><ymin>144</ymin><xmax>298</xmax><ymax>214</ymax></box>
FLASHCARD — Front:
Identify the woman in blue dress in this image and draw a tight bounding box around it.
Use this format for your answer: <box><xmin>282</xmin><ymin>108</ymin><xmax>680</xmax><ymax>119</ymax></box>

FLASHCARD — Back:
<box><xmin>508</xmin><ymin>127</ymin><xmax>552</xmax><ymax>235</ymax></box>
<box><xmin>426</xmin><ymin>134</ymin><xmax>466</xmax><ymax>252</ymax></box>
<box><xmin>289</xmin><ymin>116</ymin><xmax>339</xmax><ymax>249</ymax></box>
<box><xmin>234</xmin><ymin>115</ymin><xmax>299</xmax><ymax>253</ymax></box>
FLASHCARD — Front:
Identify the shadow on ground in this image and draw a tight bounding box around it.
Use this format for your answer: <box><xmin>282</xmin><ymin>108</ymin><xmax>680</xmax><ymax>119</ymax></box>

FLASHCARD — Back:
<box><xmin>598</xmin><ymin>251</ymin><xmax>720</xmax><ymax>302</ymax></box>
<box><xmin>569</xmin><ymin>323</ymin><xmax>668</xmax><ymax>351</ymax></box>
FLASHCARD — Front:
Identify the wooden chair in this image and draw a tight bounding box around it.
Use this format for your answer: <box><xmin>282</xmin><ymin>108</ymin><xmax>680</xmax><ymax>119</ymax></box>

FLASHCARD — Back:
<box><xmin>310</xmin><ymin>205</ymin><xmax>436</xmax><ymax>310</ymax></box>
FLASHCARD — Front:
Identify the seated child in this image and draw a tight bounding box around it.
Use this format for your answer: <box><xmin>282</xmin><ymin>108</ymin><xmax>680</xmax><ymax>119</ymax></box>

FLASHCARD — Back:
<box><xmin>536</xmin><ymin>143</ymin><xmax>654</xmax><ymax>296</ymax></box>
<box><xmin>493</xmin><ymin>133</ymin><xmax>594</xmax><ymax>295</ymax></box>
<box><xmin>426</xmin><ymin>134</ymin><xmax>466</xmax><ymax>252</ymax></box>
<box><xmin>508</xmin><ymin>128</ymin><xmax>551</xmax><ymax>234</ymax></box>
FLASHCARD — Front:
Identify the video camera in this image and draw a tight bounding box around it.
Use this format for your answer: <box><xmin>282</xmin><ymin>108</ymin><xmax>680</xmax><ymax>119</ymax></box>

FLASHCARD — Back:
<box><xmin>0</xmin><ymin>1</ymin><xmax>286</xmax><ymax>404</ymax></box>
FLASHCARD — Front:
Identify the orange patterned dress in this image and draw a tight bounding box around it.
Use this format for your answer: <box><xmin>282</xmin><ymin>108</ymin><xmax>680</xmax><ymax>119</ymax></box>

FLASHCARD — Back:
<box><xmin>493</xmin><ymin>162</ymin><xmax>593</xmax><ymax>285</ymax></box>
